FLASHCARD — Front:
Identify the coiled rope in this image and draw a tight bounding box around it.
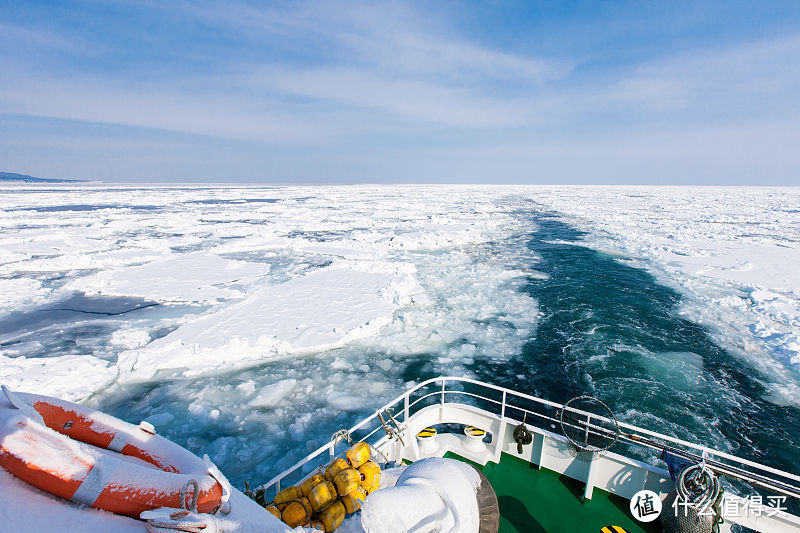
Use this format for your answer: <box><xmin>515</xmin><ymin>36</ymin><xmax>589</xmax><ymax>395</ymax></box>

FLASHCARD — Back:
<box><xmin>674</xmin><ymin>462</ymin><xmax>724</xmax><ymax>533</ymax></box>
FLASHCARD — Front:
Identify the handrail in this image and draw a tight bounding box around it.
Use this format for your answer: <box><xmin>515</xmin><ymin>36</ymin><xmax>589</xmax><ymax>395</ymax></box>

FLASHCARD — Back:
<box><xmin>258</xmin><ymin>376</ymin><xmax>800</xmax><ymax>495</ymax></box>
<box><xmin>443</xmin><ymin>389</ymin><xmax>504</xmax><ymax>406</ymax></box>
<box><xmin>434</xmin><ymin>377</ymin><xmax>800</xmax><ymax>484</ymax></box>
<box><xmin>407</xmin><ymin>391</ymin><xmax>441</xmax><ymax>411</ymax></box>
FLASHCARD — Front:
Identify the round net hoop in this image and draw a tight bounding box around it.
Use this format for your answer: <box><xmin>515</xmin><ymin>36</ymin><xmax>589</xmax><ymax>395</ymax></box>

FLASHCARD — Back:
<box><xmin>559</xmin><ymin>396</ymin><xmax>620</xmax><ymax>460</ymax></box>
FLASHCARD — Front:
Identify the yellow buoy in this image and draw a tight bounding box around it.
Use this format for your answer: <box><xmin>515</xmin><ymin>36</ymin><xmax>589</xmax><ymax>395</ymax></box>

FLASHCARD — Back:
<box><xmin>274</xmin><ymin>486</ymin><xmax>303</xmax><ymax>510</ymax></box>
<box><xmin>281</xmin><ymin>498</ymin><xmax>312</xmax><ymax>528</ymax></box>
<box><xmin>365</xmin><ymin>477</ymin><xmax>380</xmax><ymax>494</ymax></box>
<box><xmin>301</xmin><ymin>473</ymin><xmax>326</xmax><ymax>498</ymax></box>
<box><xmin>358</xmin><ymin>461</ymin><xmax>381</xmax><ymax>491</ymax></box>
<box><xmin>265</xmin><ymin>505</ymin><xmax>281</xmax><ymax>519</ymax></box>
<box><xmin>318</xmin><ymin>500</ymin><xmax>345</xmax><ymax>532</ymax></box>
<box><xmin>333</xmin><ymin>468</ymin><xmax>362</xmax><ymax>496</ymax></box>
<box><xmin>345</xmin><ymin>442</ymin><xmax>371</xmax><ymax>469</ymax></box>
<box><xmin>308</xmin><ymin>480</ymin><xmax>338</xmax><ymax>512</ymax></box>
<box><xmin>324</xmin><ymin>457</ymin><xmax>350</xmax><ymax>482</ymax></box>
<box><xmin>341</xmin><ymin>486</ymin><xmax>368</xmax><ymax>514</ymax></box>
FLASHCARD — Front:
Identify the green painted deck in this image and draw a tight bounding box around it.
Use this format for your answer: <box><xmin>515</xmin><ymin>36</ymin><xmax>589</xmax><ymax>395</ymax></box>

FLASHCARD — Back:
<box><xmin>446</xmin><ymin>452</ymin><xmax>662</xmax><ymax>533</ymax></box>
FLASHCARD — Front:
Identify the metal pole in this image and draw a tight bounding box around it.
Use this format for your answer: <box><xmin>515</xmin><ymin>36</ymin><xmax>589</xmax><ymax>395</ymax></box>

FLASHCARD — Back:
<box><xmin>584</xmin><ymin>415</ymin><xmax>591</xmax><ymax>446</ymax></box>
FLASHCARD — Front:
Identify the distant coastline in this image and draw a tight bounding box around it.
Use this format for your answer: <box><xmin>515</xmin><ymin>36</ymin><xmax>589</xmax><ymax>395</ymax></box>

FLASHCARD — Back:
<box><xmin>0</xmin><ymin>171</ymin><xmax>84</xmax><ymax>183</ymax></box>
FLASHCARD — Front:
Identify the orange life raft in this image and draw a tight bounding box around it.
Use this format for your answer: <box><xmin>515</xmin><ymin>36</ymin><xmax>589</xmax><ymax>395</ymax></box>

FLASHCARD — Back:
<box><xmin>0</xmin><ymin>386</ymin><xmax>227</xmax><ymax>518</ymax></box>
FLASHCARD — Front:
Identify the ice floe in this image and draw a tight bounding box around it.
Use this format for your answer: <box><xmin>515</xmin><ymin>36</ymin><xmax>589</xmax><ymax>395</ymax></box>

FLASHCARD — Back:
<box><xmin>0</xmin><ymin>278</ymin><xmax>54</xmax><ymax>317</ymax></box>
<box><xmin>66</xmin><ymin>252</ymin><xmax>269</xmax><ymax>304</ymax></box>
<box><xmin>119</xmin><ymin>262</ymin><xmax>426</xmax><ymax>380</ymax></box>
<box><xmin>1</xmin><ymin>184</ymin><xmax>539</xmax><ymax>487</ymax></box>
<box><xmin>0</xmin><ymin>354</ymin><xmax>117</xmax><ymax>402</ymax></box>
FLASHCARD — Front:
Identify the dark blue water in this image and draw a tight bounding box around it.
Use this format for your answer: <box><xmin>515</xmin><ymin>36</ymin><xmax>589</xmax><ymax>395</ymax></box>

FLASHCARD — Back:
<box><xmin>471</xmin><ymin>211</ymin><xmax>799</xmax><ymax>475</ymax></box>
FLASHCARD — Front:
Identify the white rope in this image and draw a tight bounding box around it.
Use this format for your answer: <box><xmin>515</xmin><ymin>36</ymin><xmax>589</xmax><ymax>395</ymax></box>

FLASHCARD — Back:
<box><xmin>179</xmin><ymin>479</ymin><xmax>199</xmax><ymax>513</ymax></box>
<box><xmin>141</xmin><ymin>508</ymin><xmax>276</xmax><ymax>533</ymax></box>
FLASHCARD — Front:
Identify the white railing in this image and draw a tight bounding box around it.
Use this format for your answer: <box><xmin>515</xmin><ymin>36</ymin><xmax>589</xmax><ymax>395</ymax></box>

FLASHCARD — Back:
<box><xmin>258</xmin><ymin>376</ymin><xmax>800</xmax><ymax>500</ymax></box>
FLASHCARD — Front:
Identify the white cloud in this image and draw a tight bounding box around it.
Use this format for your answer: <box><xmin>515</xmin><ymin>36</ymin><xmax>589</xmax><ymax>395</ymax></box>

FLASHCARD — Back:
<box><xmin>0</xmin><ymin>20</ymin><xmax>77</xmax><ymax>50</ymax></box>
<box><xmin>0</xmin><ymin>68</ymin><xmax>333</xmax><ymax>142</ymax></box>
<box><xmin>252</xmin><ymin>67</ymin><xmax>538</xmax><ymax>128</ymax></box>
<box><xmin>0</xmin><ymin>1</ymin><xmax>560</xmax><ymax>137</ymax></box>
<box><xmin>1</xmin><ymin>2</ymin><xmax>799</xmax><ymax>183</ymax></box>
<box><xmin>607</xmin><ymin>34</ymin><xmax>800</xmax><ymax>114</ymax></box>
<box><xmin>178</xmin><ymin>1</ymin><xmax>569</xmax><ymax>84</ymax></box>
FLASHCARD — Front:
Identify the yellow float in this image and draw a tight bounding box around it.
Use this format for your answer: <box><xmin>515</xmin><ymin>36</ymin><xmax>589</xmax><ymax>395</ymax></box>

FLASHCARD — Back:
<box><xmin>358</xmin><ymin>461</ymin><xmax>381</xmax><ymax>491</ymax></box>
<box><xmin>318</xmin><ymin>500</ymin><xmax>346</xmax><ymax>532</ymax></box>
<box><xmin>324</xmin><ymin>457</ymin><xmax>350</xmax><ymax>481</ymax></box>
<box><xmin>341</xmin><ymin>486</ymin><xmax>367</xmax><ymax>514</ymax></box>
<box><xmin>273</xmin><ymin>486</ymin><xmax>302</xmax><ymax>510</ymax></box>
<box><xmin>308</xmin><ymin>480</ymin><xmax>338</xmax><ymax>512</ymax></box>
<box><xmin>345</xmin><ymin>442</ymin><xmax>371</xmax><ymax>468</ymax></box>
<box><xmin>300</xmin><ymin>473</ymin><xmax>326</xmax><ymax>497</ymax></box>
<box><xmin>365</xmin><ymin>477</ymin><xmax>380</xmax><ymax>494</ymax></box>
<box><xmin>281</xmin><ymin>498</ymin><xmax>312</xmax><ymax>528</ymax></box>
<box><xmin>333</xmin><ymin>468</ymin><xmax>361</xmax><ymax>496</ymax></box>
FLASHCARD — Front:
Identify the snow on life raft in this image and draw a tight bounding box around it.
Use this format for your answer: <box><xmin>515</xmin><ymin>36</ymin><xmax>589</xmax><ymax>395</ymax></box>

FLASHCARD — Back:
<box><xmin>0</xmin><ymin>385</ymin><xmax>230</xmax><ymax>518</ymax></box>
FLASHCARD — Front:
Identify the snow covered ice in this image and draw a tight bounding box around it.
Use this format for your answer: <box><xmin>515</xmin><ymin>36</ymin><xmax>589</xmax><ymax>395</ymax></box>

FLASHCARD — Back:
<box><xmin>1</xmin><ymin>183</ymin><xmax>800</xmax><ymax>530</ymax></box>
<box><xmin>2</xmin><ymin>183</ymin><xmax>799</xmax><ymax>432</ymax></box>
<box><xmin>0</xmin><ymin>184</ymin><xmax>540</xmax><ymax>481</ymax></box>
<box><xmin>119</xmin><ymin>261</ymin><xmax>428</xmax><ymax>381</ymax></box>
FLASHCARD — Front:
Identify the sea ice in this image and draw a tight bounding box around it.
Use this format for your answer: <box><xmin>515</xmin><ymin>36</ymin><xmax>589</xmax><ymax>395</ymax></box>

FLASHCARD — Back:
<box><xmin>0</xmin><ymin>278</ymin><xmax>54</xmax><ymax>317</ymax></box>
<box><xmin>249</xmin><ymin>379</ymin><xmax>298</xmax><ymax>408</ymax></box>
<box><xmin>3</xmin><ymin>183</ymin><xmax>797</xmax><ymax>513</ymax></box>
<box><xmin>0</xmin><ymin>354</ymin><xmax>117</xmax><ymax>402</ymax></box>
<box><xmin>119</xmin><ymin>262</ymin><xmax>425</xmax><ymax>380</ymax></box>
<box><xmin>66</xmin><ymin>252</ymin><xmax>269</xmax><ymax>304</ymax></box>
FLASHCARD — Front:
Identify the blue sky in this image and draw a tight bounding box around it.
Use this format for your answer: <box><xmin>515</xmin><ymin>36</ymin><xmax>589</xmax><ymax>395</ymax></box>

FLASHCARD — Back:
<box><xmin>1</xmin><ymin>1</ymin><xmax>799</xmax><ymax>184</ymax></box>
